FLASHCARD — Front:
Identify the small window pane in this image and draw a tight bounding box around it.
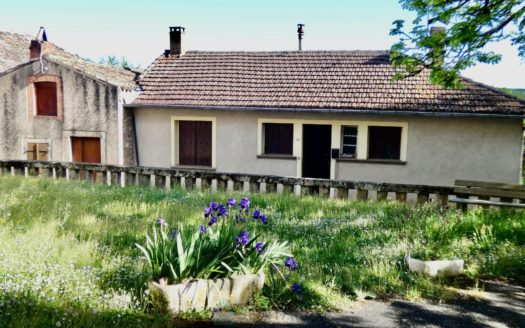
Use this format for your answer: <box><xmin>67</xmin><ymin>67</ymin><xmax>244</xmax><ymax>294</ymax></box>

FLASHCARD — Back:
<box><xmin>264</xmin><ymin>123</ymin><xmax>293</xmax><ymax>155</ymax></box>
<box><xmin>340</xmin><ymin>126</ymin><xmax>358</xmax><ymax>157</ymax></box>
<box><xmin>27</xmin><ymin>143</ymin><xmax>48</xmax><ymax>160</ymax></box>
<box><xmin>368</xmin><ymin>126</ymin><xmax>402</xmax><ymax>160</ymax></box>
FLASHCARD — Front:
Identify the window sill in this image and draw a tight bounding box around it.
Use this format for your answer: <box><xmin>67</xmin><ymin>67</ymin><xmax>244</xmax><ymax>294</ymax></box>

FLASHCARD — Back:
<box><xmin>336</xmin><ymin>158</ymin><xmax>407</xmax><ymax>165</ymax></box>
<box><xmin>257</xmin><ymin>154</ymin><xmax>297</xmax><ymax>160</ymax></box>
<box><xmin>172</xmin><ymin>165</ymin><xmax>216</xmax><ymax>172</ymax></box>
<box><xmin>32</xmin><ymin>115</ymin><xmax>62</xmax><ymax>120</ymax></box>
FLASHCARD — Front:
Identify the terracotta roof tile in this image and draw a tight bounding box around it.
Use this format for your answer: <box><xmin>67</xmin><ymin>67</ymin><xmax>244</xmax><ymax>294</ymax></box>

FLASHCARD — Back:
<box><xmin>134</xmin><ymin>51</ymin><xmax>525</xmax><ymax>115</ymax></box>
<box><xmin>0</xmin><ymin>31</ymin><xmax>136</xmax><ymax>90</ymax></box>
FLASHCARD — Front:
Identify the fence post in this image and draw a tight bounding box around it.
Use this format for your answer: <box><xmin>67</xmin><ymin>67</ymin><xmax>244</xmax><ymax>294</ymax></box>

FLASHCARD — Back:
<box><xmin>52</xmin><ymin>167</ymin><xmax>57</xmax><ymax>179</ymax></box>
<box><xmin>106</xmin><ymin>170</ymin><xmax>111</xmax><ymax>186</ymax></box>
<box><xmin>65</xmin><ymin>168</ymin><xmax>70</xmax><ymax>180</ymax></box>
<box><xmin>329</xmin><ymin>187</ymin><xmax>336</xmax><ymax>199</ymax></box>
<box><xmin>24</xmin><ymin>167</ymin><xmax>28</xmax><ymax>178</ymax></box>
<box><xmin>196</xmin><ymin>178</ymin><xmax>202</xmax><ymax>191</ymax></box>
<box><xmin>150</xmin><ymin>174</ymin><xmax>156</xmax><ymax>188</ymax></box>
<box><xmin>276</xmin><ymin>183</ymin><xmax>284</xmax><ymax>194</ymax></box>
<box><xmin>120</xmin><ymin>172</ymin><xmax>126</xmax><ymax>188</ymax></box>
<box><xmin>180</xmin><ymin>177</ymin><xmax>186</xmax><ymax>190</ymax></box>
<box><xmin>294</xmin><ymin>185</ymin><xmax>301</xmax><ymax>196</ymax></box>
<box><xmin>243</xmin><ymin>181</ymin><xmax>250</xmax><ymax>193</ymax></box>
<box><xmin>259</xmin><ymin>181</ymin><xmax>266</xmax><ymax>194</ymax></box>
<box><xmin>165</xmin><ymin>175</ymin><xmax>171</xmax><ymax>190</ymax></box>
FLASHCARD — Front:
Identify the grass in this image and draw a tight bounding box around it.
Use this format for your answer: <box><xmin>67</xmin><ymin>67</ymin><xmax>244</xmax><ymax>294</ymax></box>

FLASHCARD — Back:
<box><xmin>0</xmin><ymin>176</ymin><xmax>524</xmax><ymax>327</ymax></box>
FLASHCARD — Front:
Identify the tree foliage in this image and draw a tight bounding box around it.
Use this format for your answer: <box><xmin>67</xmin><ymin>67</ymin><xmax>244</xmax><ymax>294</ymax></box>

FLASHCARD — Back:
<box><xmin>390</xmin><ymin>0</ymin><xmax>525</xmax><ymax>88</ymax></box>
<box><xmin>98</xmin><ymin>55</ymin><xmax>141</xmax><ymax>70</ymax></box>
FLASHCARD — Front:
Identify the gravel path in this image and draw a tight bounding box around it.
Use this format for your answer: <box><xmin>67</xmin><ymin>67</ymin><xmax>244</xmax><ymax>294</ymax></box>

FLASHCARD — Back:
<box><xmin>209</xmin><ymin>281</ymin><xmax>525</xmax><ymax>327</ymax></box>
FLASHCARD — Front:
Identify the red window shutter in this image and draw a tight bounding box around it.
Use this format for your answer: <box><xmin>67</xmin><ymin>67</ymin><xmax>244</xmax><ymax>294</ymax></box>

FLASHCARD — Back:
<box><xmin>179</xmin><ymin>121</ymin><xmax>196</xmax><ymax>165</ymax></box>
<box><xmin>35</xmin><ymin>82</ymin><xmax>58</xmax><ymax>116</ymax></box>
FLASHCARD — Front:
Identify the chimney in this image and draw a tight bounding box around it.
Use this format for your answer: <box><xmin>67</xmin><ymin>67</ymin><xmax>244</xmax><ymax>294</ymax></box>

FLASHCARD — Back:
<box><xmin>29</xmin><ymin>27</ymin><xmax>52</xmax><ymax>60</ymax></box>
<box><xmin>169</xmin><ymin>26</ymin><xmax>185</xmax><ymax>56</ymax></box>
<box><xmin>297</xmin><ymin>24</ymin><xmax>305</xmax><ymax>51</ymax></box>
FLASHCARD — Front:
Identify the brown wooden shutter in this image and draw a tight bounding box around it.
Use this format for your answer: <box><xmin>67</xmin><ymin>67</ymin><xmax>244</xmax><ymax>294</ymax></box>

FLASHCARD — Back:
<box><xmin>27</xmin><ymin>143</ymin><xmax>37</xmax><ymax>160</ymax></box>
<box><xmin>35</xmin><ymin>82</ymin><xmax>58</xmax><ymax>116</ymax></box>
<box><xmin>71</xmin><ymin>137</ymin><xmax>101</xmax><ymax>163</ymax></box>
<box><xmin>179</xmin><ymin>121</ymin><xmax>212</xmax><ymax>166</ymax></box>
<box><xmin>179</xmin><ymin>121</ymin><xmax>196</xmax><ymax>165</ymax></box>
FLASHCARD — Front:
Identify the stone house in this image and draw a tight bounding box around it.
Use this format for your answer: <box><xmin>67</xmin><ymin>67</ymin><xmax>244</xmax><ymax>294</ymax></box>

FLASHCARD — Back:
<box><xmin>0</xmin><ymin>31</ymin><xmax>138</xmax><ymax>165</ymax></box>
<box><xmin>128</xmin><ymin>27</ymin><xmax>525</xmax><ymax>186</ymax></box>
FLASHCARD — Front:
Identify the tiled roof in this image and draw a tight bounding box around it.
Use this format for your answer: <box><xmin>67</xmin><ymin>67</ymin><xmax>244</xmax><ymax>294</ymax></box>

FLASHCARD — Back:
<box><xmin>134</xmin><ymin>50</ymin><xmax>525</xmax><ymax>115</ymax></box>
<box><xmin>0</xmin><ymin>31</ymin><xmax>137</xmax><ymax>90</ymax></box>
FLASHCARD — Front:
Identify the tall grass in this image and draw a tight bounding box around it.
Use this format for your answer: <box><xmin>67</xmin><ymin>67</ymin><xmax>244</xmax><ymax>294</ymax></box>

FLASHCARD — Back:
<box><xmin>0</xmin><ymin>176</ymin><xmax>524</xmax><ymax>327</ymax></box>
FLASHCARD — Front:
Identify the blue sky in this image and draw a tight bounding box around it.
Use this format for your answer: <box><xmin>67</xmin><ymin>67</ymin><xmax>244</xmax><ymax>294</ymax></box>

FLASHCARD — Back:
<box><xmin>1</xmin><ymin>0</ymin><xmax>524</xmax><ymax>88</ymax></box>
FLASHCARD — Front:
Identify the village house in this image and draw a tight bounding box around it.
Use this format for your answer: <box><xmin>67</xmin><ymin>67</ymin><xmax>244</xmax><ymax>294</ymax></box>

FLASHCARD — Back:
<box><xmin>126</xmin><ymin>27</ymin><xmax>525</xmax><ymax>187</ymax></box>
<box><xmin>0</xmin><ymin>30</ymin><xmax>138</xmax><ymax>166</ymax></box>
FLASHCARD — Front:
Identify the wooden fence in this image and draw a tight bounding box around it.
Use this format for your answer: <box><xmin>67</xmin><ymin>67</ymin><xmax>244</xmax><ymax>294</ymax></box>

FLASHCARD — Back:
<box><xmin>0</xmin><ymin>160</ymin><xmax>455</xmax><ymax>205</ymax></box>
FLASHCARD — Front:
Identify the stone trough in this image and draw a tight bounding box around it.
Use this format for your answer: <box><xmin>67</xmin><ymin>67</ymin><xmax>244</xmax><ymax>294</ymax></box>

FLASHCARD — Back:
<box><xmin>406</xmin><ymin>256</ymin><xmax>464</xmax><ymax>277</ymax></box>
<box><xmin>148</xmin><ymin>273</ymin><xmax>265</xmax><ymax>314</ymax></box>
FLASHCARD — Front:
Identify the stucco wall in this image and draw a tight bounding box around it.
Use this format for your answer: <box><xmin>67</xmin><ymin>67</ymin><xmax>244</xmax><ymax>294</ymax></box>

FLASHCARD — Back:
<box><xmin>0</xmin><ymin>60</ymin><xmax>121</xmax><ymax>164</ymax></box>
<box><xmin>132</xmin><ymin>107</ymin><xmax>523</xmax><ymax>186</ymax></box>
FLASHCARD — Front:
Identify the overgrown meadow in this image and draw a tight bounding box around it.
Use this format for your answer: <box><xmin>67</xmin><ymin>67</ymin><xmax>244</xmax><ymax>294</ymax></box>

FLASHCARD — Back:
<box><xmin>0</xmin><ymin>176</ymin><xmax>524</xmax><ymax>327</ymax></box>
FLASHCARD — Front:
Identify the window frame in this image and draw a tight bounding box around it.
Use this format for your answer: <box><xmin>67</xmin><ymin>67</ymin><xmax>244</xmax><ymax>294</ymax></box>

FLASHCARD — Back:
<box><xmin>367</xmin><ymin>126</ymin><xmax>403</xmax><ymax>160</ymax></box>
<box><xmin>26</xmin><ymin>75</ymin><xmax>64</xmax><ymax>120</ymax></box>
<box><xmin>340</xmin><ymin>125</ymin><xmax>358</xmax><ymax>158</ymax></box>
<box><xmin>171</xmin><ymin>116</ymin><xmax>216</xmax><ymax>169</ymax></box>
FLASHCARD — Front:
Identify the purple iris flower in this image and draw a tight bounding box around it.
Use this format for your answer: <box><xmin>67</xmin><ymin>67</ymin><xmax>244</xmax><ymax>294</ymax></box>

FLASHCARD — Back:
<box><xmin>235</xmin><ymin>230</ymin><xmax>249</xmax><ymax>245</ymax></box>
<box><xmin>252</xmin><ymin>210</ymin><xmax>261</xmax><ymax>220</ymax></box>
<box><xmin>169</xmin><ymin>229</ymin><xmax>178</xmax><ymax>240</ymax></box>
<box><xmin>227</xmin><ymin>198</ymin><xmax>236</xmax><ymax>208</ymax></box>
<box><xmin>204</xmin><ymin>207</ymin><xmax>212</xmax><ymax>218</ymax></box>
<box><xmin>208</xmin><ymin>216</ymin><xmax>218</xmax><ymax>226</ymax></box>
<box><xmin>259</xmin><ymin>215</ymin><xmax>268</xmax><ymax>225</ymax></box>
<box><xmin>285</xmin><ymin>257</ymin><xmax>298</xmax><ymax>271</ymax></box>
<box><xmin>292</xmin><ymin>283</ymin><xmax>302</xmax><ymax>294</ymax></box>
<box><xmin>200</xmin><ymin>225</ymin><xmax>207</xmax><ymax>233</ymax></box>
<box><xmin>156</xmin><ymin>218</ymin><xmax>167</xmax><ymax>227</ymax></box>
<box><xmin>217</xmin><ymin>205</ymin><xmax>227</xmax><ymax>217</ymax></box>
<box><xmin>254</xmin><ymin>242</ymin><xmax>264</xmax><ymax>254</ymax></box>
<box><xmin>209</xmin><ymin>201</ymin><xmax>219</xmax><ymax>211</ymax></box>
<box><xmin>239</xmin><ymin>197</ymin><xmax>250</xmax><ymax>209</ymax></box>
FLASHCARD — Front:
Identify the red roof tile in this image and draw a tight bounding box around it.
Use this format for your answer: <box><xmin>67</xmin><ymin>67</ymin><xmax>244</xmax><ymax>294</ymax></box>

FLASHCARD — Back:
<box><xmin>134</xmin><ymin>51</ymin><xmax>525</xmax><ymax>115</ymax></box>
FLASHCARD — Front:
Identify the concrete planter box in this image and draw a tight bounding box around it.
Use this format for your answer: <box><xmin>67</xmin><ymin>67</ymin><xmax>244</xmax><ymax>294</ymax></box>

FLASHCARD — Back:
<box><xmin>148</xmin><ymin>273</ymin><xmax>265</xmax><ymax>314</ymax></box>
<box><xmin>406</xmin><ymin>256</ymin><xmax>464</xmax><ymax>277</ymax></box>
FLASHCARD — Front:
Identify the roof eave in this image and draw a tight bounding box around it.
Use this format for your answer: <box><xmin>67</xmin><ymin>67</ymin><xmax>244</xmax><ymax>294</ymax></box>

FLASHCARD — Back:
<box><xmin>124</xmin><ymin>103</ymin><xmax>525</xmax><ymax>120</ymax></box>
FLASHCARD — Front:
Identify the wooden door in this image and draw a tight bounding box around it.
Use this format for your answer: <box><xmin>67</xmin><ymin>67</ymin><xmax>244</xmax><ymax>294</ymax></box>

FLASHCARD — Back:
<box><xmin>71</xmin><ymin>137</ymin><xmax>101</xmax><ymax>163</ymax></box>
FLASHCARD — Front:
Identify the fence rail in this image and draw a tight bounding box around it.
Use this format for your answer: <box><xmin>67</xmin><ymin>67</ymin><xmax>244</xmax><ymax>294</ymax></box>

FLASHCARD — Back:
<box><xmin>0</xmin><ymin>160</ymin><xmax>455</xmax><ymax>204</ymax></box>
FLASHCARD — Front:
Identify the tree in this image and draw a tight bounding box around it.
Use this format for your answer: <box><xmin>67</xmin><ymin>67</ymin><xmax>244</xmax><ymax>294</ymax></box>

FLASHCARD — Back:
<box><xmin>98</xmin><ymin>55</ymin><xmax>141</xmax><ymax>70</ymax></box>
<box><xmin>390</xmin><ymin>0</ymin><xmax>525</xmax><ymax>88</ymax></box>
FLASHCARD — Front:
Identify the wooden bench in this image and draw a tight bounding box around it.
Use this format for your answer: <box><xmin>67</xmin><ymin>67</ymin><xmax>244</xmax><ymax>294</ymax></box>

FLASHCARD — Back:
<box><xmin>449</xmin><ymin>180</ymin><xmax>525</xmax><ymax>211</ymax></box>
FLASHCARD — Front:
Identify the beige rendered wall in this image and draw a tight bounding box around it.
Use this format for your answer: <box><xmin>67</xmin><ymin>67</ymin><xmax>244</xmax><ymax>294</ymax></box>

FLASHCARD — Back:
<box><xmin>132</xmin><ymin>107</ymin><xmax>523</xmax><ymax>187</ymax></box>
<box><xmin>0</xmin><ymin>60</ymin><xmax>121</xmax><ymax>164</ymax></box>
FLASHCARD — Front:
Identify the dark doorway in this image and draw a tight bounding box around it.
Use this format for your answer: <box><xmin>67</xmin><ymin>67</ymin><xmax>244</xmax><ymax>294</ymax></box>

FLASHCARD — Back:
<box><xmin>302</xmin><ymin>124</ymin><xmax>331</xmax><ymax>179</ymax></box>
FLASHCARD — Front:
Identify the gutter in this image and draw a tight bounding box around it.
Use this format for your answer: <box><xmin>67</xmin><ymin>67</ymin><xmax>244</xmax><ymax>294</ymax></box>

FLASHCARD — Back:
<box><xmin>124</xmin><ymin>103</ymin><xmax>525</xmax><ymax>120</ymax></box>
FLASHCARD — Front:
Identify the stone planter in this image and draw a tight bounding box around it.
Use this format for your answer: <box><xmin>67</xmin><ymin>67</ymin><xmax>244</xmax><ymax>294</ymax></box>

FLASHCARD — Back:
<box><xmin>406</xmin><ymin>256</ymin><xmax>464</xmax><ymax>277</ymax></box>
<box><xmin>148</xmin><ymin>273</ymin><xmax>265</xmax><ymax>314</ymax></box>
